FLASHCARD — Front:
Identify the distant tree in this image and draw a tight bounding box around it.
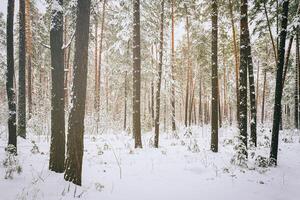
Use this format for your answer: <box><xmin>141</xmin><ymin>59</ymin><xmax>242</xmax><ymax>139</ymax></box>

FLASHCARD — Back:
<box><xmin>211</xmin><ymin>0</ymin><xmax>218</xmax><ymax>152</ymax></box>
<box><xmin>154</xmin><ymin>0</ymin><xmax>165</xmax><ymax>148</ymax></box>
<box><xmin>64</xmin><ymin>0</ymin><xmax>91</xmax><ymax>186</ymax></box>
<box><xmin>6</xmin><ymin>0</ymin><xmax>17</xmax><ymax>148</ymax></box>
<box><xmin>49</xmin><ymin>0</ymin><xmax>65</xmax><ymax>173</ymax></box>
<box><xmin>18</xmin><ymin>0</ymin><xmax>26</xmax><ymax>139</ymax></box>
<box><xmin>132</xmin><ymin>0</ymin><xmax>142</xmax><ymax>148</ymax></box>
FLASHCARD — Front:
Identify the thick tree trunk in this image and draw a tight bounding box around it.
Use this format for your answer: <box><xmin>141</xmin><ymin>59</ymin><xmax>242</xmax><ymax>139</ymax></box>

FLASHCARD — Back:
<box><xmin>269</xmin><ymin>0</ymin><xmax>289</xmax><ymax>166</ymax></box>
<box><xmin>211</xmin><ymin>0</ymin><xmax>218</xmax><ymax>152</ymax></box>
<box><xmin>64</xmin><ymin>0</ymin><xmax>91</xmax><ymax>186</ymax></box>
<box><xmin>132</xmin><ymin>0</ymin><xmax>142</xmax><ymax>148</ymax></box>
<box><xmin>18</xmin><ymin>0</ymin><xmax>26</xmax><ymax>139</ymax></box>
<box><xmin>239</xmin><ymin>0</ymin><xmax>248</xmax><ymax>155</ymax></box>
<box><xmin>49</xmin><ymin>0</ymin><xmax>65</xmax><ymax>173</ymax></box>
<box><xmin>154</xmin><ymin>0</ymin><xmax>164</xmax><ymax>148</ymax></box>
<box><xmin>6</xmin><ymin>0</ymin><xmax>17</xmax><ymax>148</ymax></box>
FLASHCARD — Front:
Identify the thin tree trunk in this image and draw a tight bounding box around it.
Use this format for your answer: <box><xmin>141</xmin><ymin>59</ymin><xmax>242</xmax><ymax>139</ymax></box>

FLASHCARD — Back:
<box><xmin>25</xmin><ymin>0</ymin><xmax>33</xmax><ymax>117</ymax></box>
<box><xmin>263</xmin><ymin>2</ymin><xmax>278</xmax><ymax>63</ymax></box>
<box><xmin>132</xmin><ymin>0</ymin><xmax>142</xmax><ymax>148</ymax></box>
<box><xmin>184</xmin><ymin>6</ymin><xmax>190</xmax><ymax>128</ymax></box>
<box><xmin>171</xmin><ymin>0</ymin><xmax>176</xmax><ymax>131</ymax></box>
<box><xmin>261</xmin><ymin>70</ymin><xmax>266</xmax><ymax>124</ymax></box>
<box><xmin>154</xmin><ymin>0</ymin><xmax>164</xmax><ymax>148</ymax></box>
<box><xmin>49</xmin><ymin>0</ymin><xmax>65</xmax><ymax>173</ymax></box>
<box><xmin>64</xmin><ymin>0</ymin><xmax>91</xmax><ymax>185</ymax></box>
<box><xmin>211</xmin><ymin>0</ymin><xmax>218</xmax><ymax>152</ymax></box>
<box><xmin>18</xmin><ymin>0</ymin><xmax>27</xmax><ymax>139</ymax></box>
<box><xmin>94</xmin><ymin>19</ymin><xmax>98</xmax><ymax>111</ymax></box>
<box><xmin>296</xmin><ymin>32</ymin><xmax>299</xmax><ymax>129</ymax></box>
<box><xmin>124</xmin><ymin>71</ymin><xmax>127</xmax><ymax>131</ymax></box>
<box><xmin>269</xmin><ymin>0</ymin><xmax>289</xmax><ymax>166</ymax></box>
<box><xmin>6</xmin><ymin>0</ymin><xmax>17</xmax><ymax>148</ymax></box>
<box><xmin>229</xmin><ymin>0</ymin><xmax>240</xmax><ymax>124</ymax></box>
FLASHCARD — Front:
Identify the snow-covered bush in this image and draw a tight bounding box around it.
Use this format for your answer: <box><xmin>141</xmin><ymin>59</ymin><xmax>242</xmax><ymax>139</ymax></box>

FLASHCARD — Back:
<box><xmin>254</xmin><ymin>155</ymin><xmax>269</xmax><ymax>168</ymax></box>
<box><xmin>3</xmin><ymin>145</ymin><xmax>22</xmax><ymax>179</ymax></box>
<box><xmin>231</xmin><ymin>136</ymin><xmax>248</xmax><ymax>168</ymax></box>
<box><xmin>31</xmin><ymin>140</ymin><xmax>40</xmax><ymax>154</ymax></box>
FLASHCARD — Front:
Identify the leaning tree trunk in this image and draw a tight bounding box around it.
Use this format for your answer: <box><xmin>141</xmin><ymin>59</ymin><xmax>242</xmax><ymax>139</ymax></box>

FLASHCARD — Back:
<box><xmin>6</xmin><ymin>0</ymin><xmax>17</xmax><ymax>148</ymax></box>
<box><xmin>18</xmin><ymin>0</ymin><xmax>26</xmax><ymax>139</ymax></box>
<box><xmin>211</xmin><ymin>0</ymin><xmax>218</xmax><ymax>152</ymax></box>
<box><xmin>132</xmin><ymin>0</ymin><xmax>142</xmax><ymax>148</ymax></box>
<box><xmin>64</xmin><ymin>0</ymin><xmax>91</xmax><ymax>186</ymax></box>
<box><xmin>154</xmin><ymin>0</ymin><xmax>165</xmax><ymax>148</ymax></box>
<box><xmin>239</xmin><ymin>0</ymin><xmax>249</xmax><ymax>155</ymax></box>
<box><xmin>49</xmin><ymin>0</ymin><xmax>65</xmax><ymax>173</ymax></box>
<box><xmin>269</xmin><ymin>0</ymin><xmax>289</xmax><ymax>166</ymax></box>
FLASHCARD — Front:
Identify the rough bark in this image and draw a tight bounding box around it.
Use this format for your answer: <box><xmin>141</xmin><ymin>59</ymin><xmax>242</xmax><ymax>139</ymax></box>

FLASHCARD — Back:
<box><xmin>49</xmin><ymin>0</ymin><xmax>65</xmax><ymax>173</ymax></box>
<box><xmin>171</xmin><ymin>0</ymin><xmax>176</xmax><ymax>131</ymax></box>
<box><xmin>18</xmin><ymin>0</ymin><xmax>27</xmax><ymax>139</ymax></box>
<box><xmin>211</xmin><ymin>0</ymin><xmax>218</xmax><ymax>152</ymax></box>
<box><xmin>132</xmin><ymin>0</ymin><xmax>142</xmax><ymax>148</ymax></box>
<box><xmin>6</xmin><ymin>0</ymin><xmax>17</xmax><ymax>148</ymax></box>
<box><xmin>64</xmin><ymin>0</ymin><xmax>91</xmax><ymax>186</ymax></box>
<box><xmin>269</xmin><ymin>0</ymin><xmax>289</xmax><ymax>166</ymax></box>
<box><xmin>239</xmin><ymin>0</ymin><xmax>248</xmax><ymax>154</ymax></box>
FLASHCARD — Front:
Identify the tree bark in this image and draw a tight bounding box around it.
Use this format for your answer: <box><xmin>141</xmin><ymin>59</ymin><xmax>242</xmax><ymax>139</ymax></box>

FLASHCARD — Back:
<box><xmin>18</xmin><ymin>0</ymin><xmax>27</xmax><ymax>139</ymax></box>
<box><xmin>154</xmin><ymin>0</ymin><xmax>164</xmax><ymax>148</ymax></box>
<box><xmin>269</xmin><ymin>0</ymin><xmax>289</xmax><ymax>166</ymax></box>
<box><xmin>171</xmin><ymin>0</ymin><xmax>176</xmax><ymax>131</ymax></box>
<box><xmin>132</xmin><ymin>0</ymin><xmax>142</xmax><ymax>148</ymax></box>
<box><xmin>6</xmin><ymin>0</ymin><xmax>17</xmax><ymax>148</ymax></box>
<box><xmin>239</xmin><ymin>0</ymin><xmax>249</xmax><ymax>154</ymax></box>
<box><xmin>211</xmin><ymin>0</ymin><xmax>218</xmax><ymax>152</ymax></box>
<box><xmin>64</xmin><ymin>0</ymin><xmax>91</xmax><ymax>186</ymax></box>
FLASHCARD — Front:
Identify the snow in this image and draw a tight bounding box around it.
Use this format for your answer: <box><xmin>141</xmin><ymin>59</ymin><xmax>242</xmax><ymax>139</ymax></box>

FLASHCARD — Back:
<box><xmin>1</xmin><ymin>125</ymin><xmax>300</xmax><ymax>200</ymax></box>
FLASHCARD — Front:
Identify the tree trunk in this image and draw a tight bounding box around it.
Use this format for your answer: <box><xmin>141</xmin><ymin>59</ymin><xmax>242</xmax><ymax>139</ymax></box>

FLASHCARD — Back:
<box><xmin>94</xmin><ymin>19</ymin><xmax>98</xmax><ymax>111</ymax></box>
<box><xmin>296</xmin><ymin>32</ymin><xmax>300</xmax><ymax>129</ymax></box>
<box><xmin>124</xmin><ymin>71</ymin><xmax>128</xmax><ymax>131</ymax></box>
<box><xmin>245</xmin><ymin>21</ymin><xmax>257</xmax><ymax>147</ymax></box>
<box><xmin>269</xmin><ymin>0</ymin><xmax>289</xmax><ymax>166</ymax></box>
<box><xmin>229</xmin><ymin>0</ymin><xmax>240</xmax><ymax>124</ymax></box>
<box><xmin>18</xmin><ymin>0</ymin><xmax>26</xmax><ymax>139</ymax></box>
<box><xmin>64</xmin><ymin>0</ymin><xmax>91</xmax><ymax>186</ymax></box>
<box><xmin>184</xmin><ymin>6</ymin><xmax>190</xmax><ymax>128</ymax></box>
<box><xmin>132</xmin><ymin>0</ymin><xmax>142</xmax><ymax>148</ymax></box>
<box><xmin>25</xmin><ymin>0</ymin><xmax>33</xmax><ymax>117</ymax></box>
<box><xmin>49</xmin><ymin>0</ymin><xmax>65</xmax><ymax>173</ymax></box>
<box><xmin>239</xmin><ymin>0</ymin><xmax>249</xmax><ymax>154</ymax></box>
<box><xmin>154</xmin><ymin>0</ymin><xmax>164</xmax><ymax>148</ymax></box>
<box><xmin>211</xmin><ymin>0</ymin><xmax>218</xmax><ymax>152</ymax></box>
<box><xmin>96</xmin><ymin>0</ymin><xmax>107</xmax><ymax>115</ymax></box>
<box><xmin>6</xmin><ymin>0</ymin><xmax>17</xmax><ymax>148</ymax></box>
<box><xmin>261</xmin><ymin>70</ymin><xmax>267</xmax><ymax>124</ymax></box>
<box><xmin>171</xmin><ymin>0</ymin><xmax>176</xmax><ymax>131</ymax></box>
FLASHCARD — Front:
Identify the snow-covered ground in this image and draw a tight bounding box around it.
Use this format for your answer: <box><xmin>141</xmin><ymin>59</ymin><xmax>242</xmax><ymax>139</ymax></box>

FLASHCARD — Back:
<box><xmin>1</xmin><ymin>125</ymin><xmax>300</xmax><ymax>200</ymax></box>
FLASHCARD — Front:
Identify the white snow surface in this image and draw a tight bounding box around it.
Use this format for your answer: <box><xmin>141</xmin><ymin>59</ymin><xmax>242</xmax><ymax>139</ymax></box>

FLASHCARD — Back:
<box><xmin>0</xmin><ymin>125</ymin><xmax>300</xmax><ymax>200</ymax></box>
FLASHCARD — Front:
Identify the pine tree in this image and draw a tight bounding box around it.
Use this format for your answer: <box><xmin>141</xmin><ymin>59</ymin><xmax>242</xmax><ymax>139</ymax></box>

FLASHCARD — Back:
<box><xmin>154</xmin><ymin>0</ymin><xmax>165</xmax><ymax>148</ymax></box>
<box><xmin>49</xmin><ymin>0</ymin><xmax>65</xmax><ymax>173</ymax></box>
<box><xmin>6</xmin><ymin>0</ymin><xmax>17</xmax><ymax>148</ymax></box>
<box><xmin>18</xmin><ymin>0</ymin><xmax>27</xmax><ymax>139</ymax></box>
<box><xmin>269</xmin><ymin>0</ymin><xmax>289</xmax><ymax>166</ymax></box>
<box><xmin>211</xmin><ymin>0</ymin><xmax>218</xmax><ymax>152</ymax></box>
<box><xmin>238</xmin><ymin>0</ymin><xmax>249</xmax><ymax>155</ymax></box>
<box><xmin>132</xmin><ymin>0</ymin><xmax>142</xmax><ymax>148</ymax></box>
<box><xmin>64</xmin><ymin>0</ymin><xmax>91</xmax><ymax>186</ymax></box>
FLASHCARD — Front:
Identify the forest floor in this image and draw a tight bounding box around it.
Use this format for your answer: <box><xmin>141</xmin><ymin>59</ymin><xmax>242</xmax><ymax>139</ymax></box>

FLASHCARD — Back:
<box><xmin>0</xmin><ymin>124</ymin><xmax>300</xmax><ymax>200</ymax></box>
